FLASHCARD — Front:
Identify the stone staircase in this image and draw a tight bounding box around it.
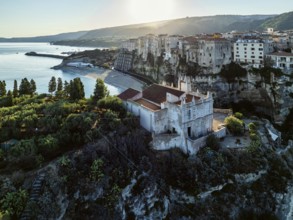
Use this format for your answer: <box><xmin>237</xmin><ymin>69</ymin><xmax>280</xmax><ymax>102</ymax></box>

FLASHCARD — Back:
<box><xmin>20</xmin><ymin>173</ymin><xmax>45</xmax><ymax>220</ymax></box>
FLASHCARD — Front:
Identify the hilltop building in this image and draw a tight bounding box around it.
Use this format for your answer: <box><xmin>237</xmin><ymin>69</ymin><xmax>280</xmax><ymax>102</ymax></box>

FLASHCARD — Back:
<box><xmin>234</xmin><ymin>39</ymin><xmax>274</xmax><ymax>68</ymax></box>
<box><xmin>114</xmin><ymin>50</ymin><xmax>134</xmax><ymax>72</ymax></box>
<box><xmin>118</xmin><ymin>77</ymin><xmax>226</xmax><ymax>154</ymax></box>
<box><xmin>185</xmin><ymin>38</ymin><xmax>232</xmax><ymax>73</ymax></box>
<box><xmin>266</xmin><ymin>51</ymin><xmax>293</xmax><ymax>73</ymax></box>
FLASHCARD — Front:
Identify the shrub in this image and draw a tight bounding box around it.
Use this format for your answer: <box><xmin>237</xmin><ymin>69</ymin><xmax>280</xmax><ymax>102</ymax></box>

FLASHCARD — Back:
<box><xmin>234</xmin><ymin>112</ymin><xmax>243</xmax><ymax>119</ymax></box>
<box><xmin>248</xmin><ymin>122</ymin><xmax>257</xmax><ymax>132</ymax></box>
<box><xmin>249</xmin><ymin>132</ymin><xmax>259</xmax><ymax>141</ymax></box>
<box><xmin>90</xmin><ymin>158</ymin><xmax>104</xmax><ymax>181</ymax></box>
<box><xmin>0</xmin><ymin>189</ymin><xmax>28</xmax><ymax>219</ymax></box>
<box><xmin>97</xmin><ymin>96</ymin><xmax>126</xmax><ymax>117</ymax></box>
<box><xmin>205</xmin><ymin>134</ymin><xmax>220</xmax><ymax>151</ymax></box>
<box><xmin>224</xmin><ymin>116</ymin><xmax>244</xmax><ymax>135</ymax></box>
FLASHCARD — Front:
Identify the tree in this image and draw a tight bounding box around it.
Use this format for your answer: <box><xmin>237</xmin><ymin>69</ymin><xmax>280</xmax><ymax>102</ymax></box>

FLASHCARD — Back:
<box><xmin>69</xmin><ymin>78</ymin><xmax>85</xmax><ymax>100</ymax></box>
<box><xmin>57</xmin><ymin>77</ymin><xmax>63</xmax><ymax>92</ymax></box>
<box><xmin>97</xmin><ymin>96</ymin><xmax>126</xmax><ymax>117</ymax></box>
<box><xmin>30</xmin><ymin>79</ymin><xmax>36</xmax><ymax>95</ymax></box>
<box><xmin>147</xmin><ymin>52</ymin><xmax>155</xmax><ymax>67</ymax></box>
<box><xmin>264</xmin><ymin>56</ymin><xmax>274</xmax><ymax>68</ymax></box>
<box><xmin>48</xmin><ymin>76</ymin><xmax>57</xmax><ymax>95</ymax></box>
<box><xmin>19</xmin><ymin>78</ymin><xmax>31</xmax><ymax>95</ymax></box>
<box><xmin>6</xmin><ymin>90</ymin><xmax>13</xmax><ymax>106</ymax></box>
<box><xmin>220</xmin><ymin>62</ymin><xmax>247</xmax><ymax>89</ymax></box>
<box><xmin>90</xmin><ymin>158</ymin><xmax>104</xmax><ymax>181</ymax></box>
<box><xmin>0</xmin><ymin>189</ymin><xmax>28</xmax><ymax>219</ymax></box>
<box><xmin>205</xmin><ymin>134</ymin><xmax>220</xmax><ymax>151</ymax></box>
<box><xmin>63</xmin><ymin>80</ymin><xmax>70</xmax><ymax>97</ymax></box>
<box><xmin>0</xmin><ymin>80</ymin><xmax>6</xmax><ymax>97</ymax></box>
<box><xmin>93</xmin><ymin>79</ymin><xmax>109</xmax><ymax>102</ymax></box>
<box><xmin>37</xmin><ymin>135</ymin><xmax>59</xmax><ymax>157</ymax></box>
<box><xmin>13</xmin><ymin>80</ymin><xmax>18</xmax><ymax>97</ymax></box>
<box><xmin>56</xmin><ymin>77</ymin><xmax>63</xmax><ymax>97</ymax></box>
<box><xmin>224</xmin><ymin>115</ymin><xmax>244</xmax><ymax>135</ymax></box>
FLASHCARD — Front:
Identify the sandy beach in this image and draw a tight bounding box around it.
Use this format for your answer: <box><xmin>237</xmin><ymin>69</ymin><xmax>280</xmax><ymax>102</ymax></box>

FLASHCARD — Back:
<box><xmin>59</xmin><ymin>66</ymin><xmax>146</xmax><ymax>92</ymax></box>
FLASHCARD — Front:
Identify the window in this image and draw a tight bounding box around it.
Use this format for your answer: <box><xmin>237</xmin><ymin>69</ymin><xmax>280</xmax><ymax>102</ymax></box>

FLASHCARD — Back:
<box><xmin>259</xmin><ymin>56</ymin><xmax>263</xmax><ymax>59</ymax></box>
<box><xmin>252</xmin><ymin>44</ymin><xmax>254</xmax><ymax>46</ymax></box>
<box><xmin>259</xmin><ymin>48</ymin><xmax>263</xmax><ymax>51</ymax></box>
<box><xmin>244</xmin><ymin>48</ymin><xmax>247</xmax><ymax>50</ymax></box>
<box><xmin>259</xmin><ymin>44</ymin><xmax>262</xmax><ymax>46</ymax></box>
<box><xmin>280</xmin><ymin>57</ymin><xmax>286</xmax><ymax>62</ymax></box>
<box><xmin>188</xmin><ymin>110</ymin><xmax>191</xmax><ymax>119</ymax></box>
<box><xmin>188</xmin><ymin>127</ymin><xmax>191</xmax><ymax>137</ymax></box>
<box><xmin>252</xmin><ymin>52</ymin><xmax>254</xmax><ymax>54</ymax></box>
<box><xmin>244</xmin><ymin>51</ymin><xmax>247</xmax><ymax>54</ymax></box>
<box><xmin>251</xmin><ymin>56</ymin><xmax>255</xmax><ymax>58</ymax></box>
<box><xmin>251</xmin><ymin>48</ymin><xmax>255</xmax><ymax>51</ymax></box>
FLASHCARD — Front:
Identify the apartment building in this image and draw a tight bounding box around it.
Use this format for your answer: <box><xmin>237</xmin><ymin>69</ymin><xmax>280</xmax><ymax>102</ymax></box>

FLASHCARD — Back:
<box><xmin>186</xmin><ymin>38</ymin><xmax>232</xmax><ymax>73</ymax></box>
<box><xmin>234</xmin><ymin>39</ymin><xmax>274</xmax><ymax>68</ymax></box>
<box><xmin>266</xmin><ymin>51</ymin><xmax>293</xmax><ymax>73</ymax></box>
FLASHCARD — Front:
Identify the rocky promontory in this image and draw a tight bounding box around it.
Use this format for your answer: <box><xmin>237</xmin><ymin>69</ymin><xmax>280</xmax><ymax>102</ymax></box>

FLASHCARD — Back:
<box><xmin>25</xmin><ymin>51</ymin><xmax>66</xmax><ymax>59</ymax></box>
<box><xmin>52</xmin><ymin>49</ymin><xmax>117</xmax><ymax>70</ymax></box>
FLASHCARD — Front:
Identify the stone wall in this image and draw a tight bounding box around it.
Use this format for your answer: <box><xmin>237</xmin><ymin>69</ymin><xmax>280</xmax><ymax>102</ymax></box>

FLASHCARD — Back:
<box><xmin>151</xmin><ymin>134</ymin><xmax>183</xmax><ymax>151</ymax></box>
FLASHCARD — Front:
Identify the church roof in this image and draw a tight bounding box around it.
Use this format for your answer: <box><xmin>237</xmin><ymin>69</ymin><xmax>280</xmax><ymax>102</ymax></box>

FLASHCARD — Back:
<box><xmin>117</xmin><ymin>88</ymin><xmax>140</xmax><ymax>101</ymax></box>
<box><xmin>135</xmin><ymin>99</ymin><xmax>161</xmax><ymax>111</ymax></box>
<box><xmin>142</xmin><ymin>84</ymin><xmax>185</xmax><ymax>105</ymax></box>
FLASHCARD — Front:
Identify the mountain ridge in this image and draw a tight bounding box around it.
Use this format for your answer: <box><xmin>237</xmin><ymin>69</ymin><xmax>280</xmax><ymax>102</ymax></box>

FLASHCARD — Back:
<box><xmin>0</xmin><ymin>12</ymin><xmax>292</xmax><ymax>44</ymax></box>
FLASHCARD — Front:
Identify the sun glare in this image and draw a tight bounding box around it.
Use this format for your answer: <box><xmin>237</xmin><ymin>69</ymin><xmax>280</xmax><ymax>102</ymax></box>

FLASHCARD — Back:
<box><xmin>128</xmin><ymin>0</ymin><xmax>175</xmax><ymax>23</ymax></box>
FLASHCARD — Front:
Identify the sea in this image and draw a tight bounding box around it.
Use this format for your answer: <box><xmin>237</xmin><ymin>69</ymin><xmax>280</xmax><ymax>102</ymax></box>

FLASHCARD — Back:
<box><xmin>0</xmin><ymin>42</ymin><xmax>121</xmax><ymax>97</ymax></box>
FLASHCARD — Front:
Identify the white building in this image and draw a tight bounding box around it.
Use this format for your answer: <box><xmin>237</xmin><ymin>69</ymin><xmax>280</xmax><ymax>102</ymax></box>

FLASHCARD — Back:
<box><xmin>266</xmin><ymin>51</ymin><xmax>293</xmax><ymax>73</ymax></box>
<box><xmin>120</xmin><ymin>39</ymin><xmax>138</xmax><ymax>52</ymax></box>
<box><xmin>118</xmin><ymin>78</ymin><xmax>226</xmax><ymax>154</ymax></box>
<box><xmin>234</xmin><ymin>39</ymin><xmax>274</xmax><ymax>68</ymax></box>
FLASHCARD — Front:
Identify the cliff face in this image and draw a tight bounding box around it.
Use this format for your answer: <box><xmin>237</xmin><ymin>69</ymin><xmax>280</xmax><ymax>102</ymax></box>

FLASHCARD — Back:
<box><xmin>131</xmin><ymin>55</ymin><xmax>293</xmax><ymax>124</ymax></box>
<box><xmin>9</xmin><ymin>123</ymin><xmax>293</xmax><ymax>220</ymax></box>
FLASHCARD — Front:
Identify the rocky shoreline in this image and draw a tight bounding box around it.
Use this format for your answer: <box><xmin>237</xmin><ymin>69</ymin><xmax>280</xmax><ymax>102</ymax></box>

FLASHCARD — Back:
<box><xmin>51</xmin><ymin>49</ymin><xmax>146</xmax><ymax>92</ymax></box>
<box><xmin>53</xmin><ymin>62</ymin><xmax>146</xmax><ymax>92</ymax></box>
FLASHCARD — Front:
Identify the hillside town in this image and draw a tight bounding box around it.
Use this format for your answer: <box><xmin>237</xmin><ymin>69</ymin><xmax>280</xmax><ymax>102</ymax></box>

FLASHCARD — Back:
<box><xmin>115</xmin><ymin>28</ymin><xmax>293</xmax><ymax>73</ymax></box>
<box><xmin>1</xmin><ymin>6</ymin><xmax>293</xmax><ymax>219</ymax></box>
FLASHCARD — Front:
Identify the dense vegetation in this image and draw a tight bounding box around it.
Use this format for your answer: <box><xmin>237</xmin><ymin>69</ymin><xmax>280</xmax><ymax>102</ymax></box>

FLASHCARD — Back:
<box><xmin>0</xmin><ymin>75</ymin><xmax>292</xmax><ymax>219</ymax></box>
<box><xmin>0</xmin><ymin>76</ymin><xmax>137</xmax><ymax>218</ymax></box>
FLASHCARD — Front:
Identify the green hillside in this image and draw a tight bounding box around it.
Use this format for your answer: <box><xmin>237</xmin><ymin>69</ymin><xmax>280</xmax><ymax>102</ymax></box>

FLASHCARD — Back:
<box><xmin>261</xmin><ymin>11</ymin><xmax>293</xmax><ymax>30</ymax></box>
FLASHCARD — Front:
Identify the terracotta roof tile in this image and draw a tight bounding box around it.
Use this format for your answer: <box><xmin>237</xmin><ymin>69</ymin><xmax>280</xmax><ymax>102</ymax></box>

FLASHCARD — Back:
<box><xmin>135</xmin><ymin>99</ymin><xmax>161</xmax><ymax>111</ymax></box>
<box><xmin>142</xmin><ymin>84</ymin><xmax>185</xmax><ymax>104</ymax></box>
<box><xmin>117</xmin><ymin>88</ymin><xmax>140</xmax><ymax>101</ymax></box>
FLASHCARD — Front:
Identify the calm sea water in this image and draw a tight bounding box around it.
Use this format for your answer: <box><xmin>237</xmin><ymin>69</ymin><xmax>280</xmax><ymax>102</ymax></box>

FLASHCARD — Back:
<box><xmin>0</xmin><ymin>43</ymin><xmax>120</xmax><ymax>97</ymax></box>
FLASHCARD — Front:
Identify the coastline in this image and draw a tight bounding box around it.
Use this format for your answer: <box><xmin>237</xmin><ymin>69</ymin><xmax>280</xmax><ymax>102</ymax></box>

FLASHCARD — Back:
<box><xmin>58</xmin><ymin>66</ymin><xmax>146</xmax><ymax>92</ymax></box>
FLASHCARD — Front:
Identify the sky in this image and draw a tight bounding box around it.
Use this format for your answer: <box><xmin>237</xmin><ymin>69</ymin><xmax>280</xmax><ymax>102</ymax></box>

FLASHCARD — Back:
<box><xmin>0</xmin><ymin>0</ymin><xmax>292</xmax><ymax>38</ymax></box>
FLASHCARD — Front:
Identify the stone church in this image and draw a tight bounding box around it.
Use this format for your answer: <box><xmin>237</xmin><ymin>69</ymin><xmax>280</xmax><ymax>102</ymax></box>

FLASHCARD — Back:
<box><xmin>118</xmin><ymin>77</ymin><xmax>224</xmax><ymax>154</ymax></box>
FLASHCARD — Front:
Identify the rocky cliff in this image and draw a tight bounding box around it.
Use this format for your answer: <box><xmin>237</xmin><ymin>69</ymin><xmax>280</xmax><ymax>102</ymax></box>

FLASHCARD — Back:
<box><xmin>131</xmin><ymin>55</ymin><xmax>293</xmax><ymax>125</ymax></box>
<box><xmin>3</xmin><ymin>121</ymin><xmax>292</xmax><ymax>219</ymax></box>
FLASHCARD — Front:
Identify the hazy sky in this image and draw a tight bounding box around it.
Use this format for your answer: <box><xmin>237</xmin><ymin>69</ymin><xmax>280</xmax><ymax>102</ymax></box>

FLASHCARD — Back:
<box><xmin>0</xmin><ymin>0</ymin><xmax>292</xmax><ymax>37</ymax></box>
